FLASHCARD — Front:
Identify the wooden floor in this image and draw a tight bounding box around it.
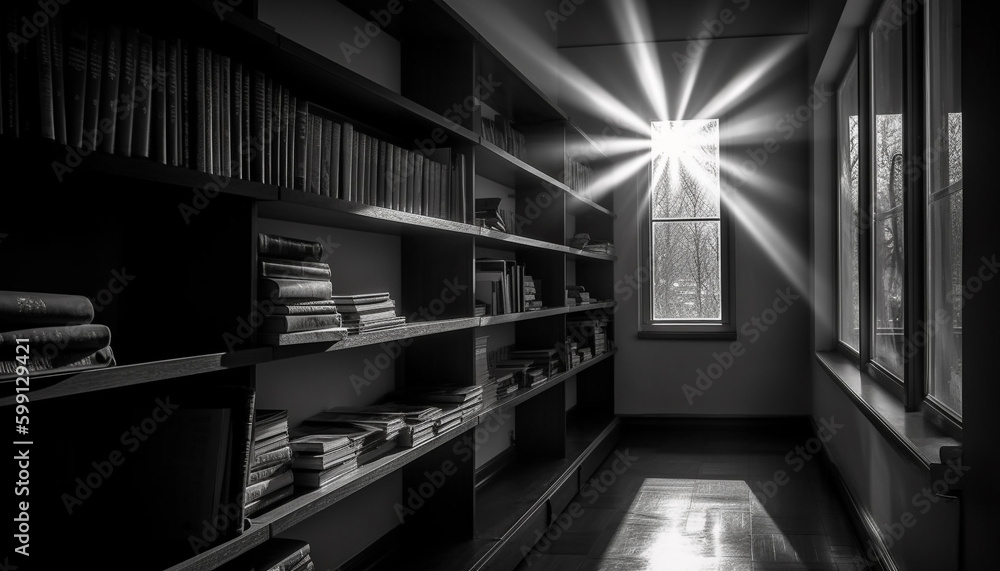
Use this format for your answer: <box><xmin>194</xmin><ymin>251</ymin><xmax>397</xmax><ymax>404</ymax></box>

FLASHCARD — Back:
<box><xmin>514</xmin><ymin>419</ymin><xmax>872</xmax><ymax>571</ymax></box>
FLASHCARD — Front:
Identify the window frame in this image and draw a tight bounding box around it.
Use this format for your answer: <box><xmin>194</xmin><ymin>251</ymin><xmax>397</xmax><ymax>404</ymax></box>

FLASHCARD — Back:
<box><xmin>834</xmin><ymin>0</ymin><xmax>962</xmax><ymax>436</ymax></box>
<box><xmin>638</xmin><ymin>116</ymin><xmax>736</xmax><ymax>340</ymax></box>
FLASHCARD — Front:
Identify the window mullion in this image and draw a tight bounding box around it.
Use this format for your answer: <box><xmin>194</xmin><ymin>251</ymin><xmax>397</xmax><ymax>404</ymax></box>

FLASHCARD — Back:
<box><xmin>858</xmin><ymin>28</ymin><xmax>874</xmax><ymax>371</ymax></box>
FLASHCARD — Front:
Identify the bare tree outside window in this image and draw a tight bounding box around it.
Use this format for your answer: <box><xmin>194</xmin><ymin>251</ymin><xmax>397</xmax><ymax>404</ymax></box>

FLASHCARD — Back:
<box><xmin>650</xmin><ymin>119</ymin><xmax>722</xmax><ymax>321</ymax></box>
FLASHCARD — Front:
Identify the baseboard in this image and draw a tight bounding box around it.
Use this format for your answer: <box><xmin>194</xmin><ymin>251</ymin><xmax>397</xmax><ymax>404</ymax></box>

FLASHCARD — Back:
<box><xmin>619</xmin><ymin>414</ymin><xmax>812</xmax><ymax>430</ymax></box>
<box><xmin>810</xmin><ymin>417</ymin><xmax>898</xmax><ymax>571</ymax></box>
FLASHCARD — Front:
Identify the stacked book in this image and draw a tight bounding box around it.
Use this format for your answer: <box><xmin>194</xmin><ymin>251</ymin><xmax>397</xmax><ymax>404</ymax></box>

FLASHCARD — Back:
<box><xmin>511</xmin><ymin>348</ymin><xmax>562</xmax><ymax>377</ymax></box>
<box><xmin>570</xmin><ymin>233</ymin><xmax>615</xmax><ymax>256</ymax></box>
<box><xmin>566</xmin><ymin>285</ymin><xmax>596</xmax><ymax>306</ymax></box>
<box><xmin>564</xmin><ymin>154</ymin><xmax>595</xmax><ymax>198</ymax></box>
<box><xmin>569</xmin><ymin>316</ymin><xmax>610</xmax><ymax>357</ymax></box>
<box><xmin>331</xmin><ymin>293</ymin><xmax>406</xmax><ymax>334</ymax></box>
<box><xmin>258</xmin><ymin>233</ymin><xmax>347</xmax><ymax>346</ymax></box>
<box><xmin>302</xmin><ymin>408</ymin><xmax>405</xmax><ymax>465</ymax></box>
<box><xmin>288</xmin><ymin>423</ymin><xmax>368</xmax><ymax>489</ymax></box>
<box><xmin>245</xmin><ymin>410</ymin><xmax>294</xmax><ymax>517</ymax></box>
<box><xmin>559</xmin><ymin>336</ymin><xmax>582</xmax><ymax>371</ymax></box>
<box><xmin>405</xmin><ymin>385</ymin><xmax>484</xmax><ymax>424</ymax></box>
<box><xmin>222</xmin><ymin>538</ymin><xmax>314</xmax><ymax>571</ymax></box>
<box><xmin>474</xmin><ymin>197</ymin><xmax>506</xmax><ymax>232</ymax></box>
<box><xmin>359</xmin><ymin>403</ymin><xmax>443</xmax><ymax>448</ymax></box>
<box><xmin>523</xmin><ymin>275</ymin><xmax>542</xmax><ymax>311</ymax></box>
<box><xmin>488</xmin><ymin>346</ymin><xmax>549</xmax><ymax>390</ymax></box>
<box><xmin>492</xmin><ymin>370</ymin><xmax>520</xmax><ymax>402</ymax></box>
<box><xmin>0</xmin><ymin>291</ymin><xmax>115</xmax><ymax>379</ymax></box>
<box><xmin>481</xmin><ymin>114</ymin><xmax>527</xmax><ymax>160</ymax></box>
<box><xmin>474</xmin><ymin>336</ymin><xmax>499</xmax><ymax>410</ymax></box>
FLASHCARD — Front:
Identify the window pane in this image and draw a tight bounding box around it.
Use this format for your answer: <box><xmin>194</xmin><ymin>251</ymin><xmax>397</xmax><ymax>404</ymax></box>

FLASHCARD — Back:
<box><xmin>872</xmin><ymin>1</ymin><xmax>906</xmax><ymax>379</ymax></box>
<box><xmin>651</xmin><ymin>120</ymin><xmax>720</xmax><ymax>219</ymax></box>
<box><xmin>838</xmin><ymin>61</ymin><xmax>861</xmax><ymax>351</ymax></box>
<box><xmin>926</xmin><ymin>0</ymin><xmax>962</xmax><ymax>416</ymax></box>
<box><xmin>652</xmin><ymin>221</ymin><xmax>721</xmax><ymax>320</ymax></box>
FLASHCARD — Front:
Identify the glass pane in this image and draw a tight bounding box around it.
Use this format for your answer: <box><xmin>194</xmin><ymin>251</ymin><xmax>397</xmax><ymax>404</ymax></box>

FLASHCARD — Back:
<box><xmin>926</xmin><ymin>0</ymin><xmax>962</xmax><ymax>416</ymax></box>
<box><xmin>652</xmin><ymin>221</ymin><xmax>721</xmax><ymax>320</ymax></box>
<box><xmin>651</xmin><ymin>120</ymin><xmax>721</xmax><ymax>219</ymax></box>
<box><xmin>838</xmin><ymin>60</ymin><xmax>861</xmax><ymax>351</ymax></box>
<box><xmin>872</xmin><ymin>0</ymin><xmax>906</xmax><ymax>379</ymax></box>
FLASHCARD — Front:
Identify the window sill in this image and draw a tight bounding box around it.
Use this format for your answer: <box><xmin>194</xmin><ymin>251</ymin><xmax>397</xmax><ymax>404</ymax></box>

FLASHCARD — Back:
<box><xmin>815</xmin><ymin>351</ymin><xmax>961</xmax><ymax>473</ymax></box>
<box><xmin>638</xmin><ymin>325</ymin><xmax>737</xmax><ymax>340</ymax></box>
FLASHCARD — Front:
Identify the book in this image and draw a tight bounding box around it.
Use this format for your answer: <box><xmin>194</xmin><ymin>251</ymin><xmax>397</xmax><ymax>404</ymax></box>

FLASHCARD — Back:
<box><xmin>259</xmin><ymin>326</ymin><xmax>347</xmax><ymax>347</ymax></box>
<box><xmin>82</xmin><ymin>23</ymin><xmax>104</xmax><ymax>149</ymax></box>
<box><xmin>269</xmin><ymin>301</ymin><xmax>340</xmax><ymax>316</ymax></box>
<box><xmin>244</xmin><ymin>469</ymin><xmax>293</xmax><ymax>503</ymax></box>
<box><xmin>289</xmin><ymin>425</ymin><xmax>367</xmax><ymax>455</ymax></box>
<box><xmin>258</xmin><ymin>234</ymin><xmax>323</xmax><ymax>262</ymax></box>
<box><xmin>328</xmin><ymin>293</ymin><xmax>391</xmax><ymax>305</ymax></box>
<box><xmin>293</xmin><ymin>456</ymin><xmax>358</xmax><ymax>488</ymax></box>
<box><xmin>0</xmin><ymin>291</ymin><xmax>95</xmax><ymax>328</ymax></box>
<box><xmin>253</xmin><ymin>433</ymin><xmax>290</xmax><ymax>456</ymax></box>
<box><xmin>50</xmin><ymin>15</ymin><xmax>67</xmax><ymax>144</ymax></box>
<box><xmin>339</xmin><ymin>309</ymin><xmax>398</xmax><ymax>324</ymax></box>
<box><xmin>0</xmin><ymin>324</ymin><xmax>111</xmax><ymax>360</ymax></box>
<box><xmin>260</xmin><ymin>314</ymin><xmax>342</xmax><ymax>334</ymax></box>
<box><xmin>258</xmin><ymin>278</ymin><xmax>333</xmax><ymax>302</ymax></box>
<box><xmin>65</xmin><ymin>19</ymin><xmax>88</xmax><ymax>148</ymax></box>
<box><xmin>0</xmin><ymin>346</ymin><xmax>115</xmax><ymax>380</ymax></box>
<box><xmin>248</xmin><ymin>462</ymin><xmax>289</xmax><ymax>485</ymax></box>
<box><xmin>334</xmin><ymin>300</ymin><xmax>395</xmax><ymax>315</ymax></box>
<box><xmin>252</xmin><ymin>409</ymin><xmax>289</xmax><ymax>443</ymax></box>
<box><xmin>258</xmin><ymin>259</ymin><xmax>332</xmax><ymax>281</ymax></box>
<box><xmin>340</xmin><ymin>122</ymin><xmax>353</xmax><ymax>200</ymax></box>
<box><xmin>343</xmin><ymin>317</ymin><xmax>407</xmax><ymax>333</ymax></box>
<box><xmin>243</xmin><ymin>484</ymin><xmax>294</xmax><ymax>518</ymax></box>
<box><xmin>250</xmin><ymin>445</ymin><xmax>292</xmax><ymax>471</ymax></box>
<box><xmin>291</xmin><ymin>445</ymin><xmax>358</xmax><ymax>471</ymax></box>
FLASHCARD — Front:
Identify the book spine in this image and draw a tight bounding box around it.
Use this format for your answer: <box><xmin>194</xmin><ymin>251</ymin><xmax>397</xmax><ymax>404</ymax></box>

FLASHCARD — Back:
<box><xmin>330</xmin><ymin>122</ymin><xmax>341</xmax><ymax>199</ymax></box>
<box><xmin>264</xmin><ymin>76</ymin><xmax>272</xmax><ymax>184</ymax></box>
<box><xmin>131</xmin><ymin>32</ymin><xmax>152</xmax><ymax>158</ymax></box>
<box><xmin>321</xmin><ymin>117</ymin><xmax>333</xmax><ymax>197</ymax></box>
<box><xmin>220</xmin><ymin>55</ymin><xmax>231</xmax><ymax>176</ymax></box>
<box><xmin>351</xmin><ymin>128</ymin><xmax>360</xmax><ymax>202</ymax></box>
<box><xmin>308</xmin><ymin>113</ymin><xmax>321</xmax><ymax>194</ymax></box>
<box><xmin>1</xmin><ymin>9</ymin><xmax>18</xmax><ymax>136</ymax></box>
<box><xmin>250</xmin><ymin>445</ymin><xmax>292</xmax><ymax>470</ymax></box>
<box><xmin>97</xmin><ymin>25</ymin><xmax>121</xmax><ymax>153</ymax></box>
<box><xmin>271</xmin><ymin>81</ymin><xmax>282</xmax><ymax>186</ymax></box>
<box><xmin>181</xmin><ymin>43</ymin><xmax>191</xmax><ymax>168</ymax></box>
<box><xmin>166</xmin><ymin>40</ymin><xmax>179</xmax><ymax>166</ymax></box>
<box><xmin>192</xmin><ymin>46</ymin><xmax>207</xmax><ymax>171</ymax></box>
<box><xmin>279</xmin><ymin>86</ymin><xmax>289</xmax><ymax>188</ymax></box>
<box><xmin>293</xmin><ymin>99</ymin><xmax>308</xmax><ymax>191</ymax></box>
<box><xmin>152</xmin><ymin>38</ymin><xmax>167</xmax><ymax>164</ymax></box>
<box><xmin>241</xmin><ymin>69</ymin><xmax>250</xmax><ymax>177</ymax></box>
<box><xmin>369</xmin><ymin>136</ymin><xmax>379</xmax><ymax>206</ymax></box>
<box><xmin>259</xmin><ymin>279</ymin><xmax>333</xmax><ymax>302</ymax></box>
<box><xmin>83</xmin><ymin>25</ymin><xmax>104</xmax><ymax>150</ymax></box>
<box><xmin>51</xmin><ymin>15</ymin><xmax>68</xmax><ymax>143</ymax></box>
<box><xmin>36</xmin><ymin>20</ymin><xmax>55</xmax><ymax>141</ymax></box>
<box><xmin>257</xmin><ymin>234</ymin><xmax>323</xmax><ymax>262</ymax></box>
<box><xmin>259</xmin><ymin>260</ymin><xmax>332</xmax><ymax>281</ymax></box>
<box><xmin>211</xmin><ymin>52</ymin><xmax>221</xmax><ymax>173</ymax></box>
<box><xmin>65</xmin><ymin>19</ymin><xmax>88</xmax><ymax>148</ymax></box>
<box><xmin>414</xmin><ymin>155</ymin><xmax>424</xmax><ymax>216</ymax></box>
<box><xmin>391</xmin><ymin>145</ymin><xmax>402</xmax><ymax>211</ymax></box>
<box><xmin>340</xmin><ymin>123</ymin><xmax>354</xmax><ymax>200</ymax></box>
<box><xmin>114</xmin><ymin>27</ymin><xmax>137</xmax><ymax>156</ymax></box>
<box><xmin>250</xmin><ymin>70</ymin><xmax>265</xmax><ymax>182</ymax></box>
<box><xmin>284</xmin><ymin>91</ymin><xmax>294</xmax><ymax>188</ymax></box>
<box><xmin>231</xmin><ymin>62</ymin><xmax>243</xmax><ymax>178</ymax></box>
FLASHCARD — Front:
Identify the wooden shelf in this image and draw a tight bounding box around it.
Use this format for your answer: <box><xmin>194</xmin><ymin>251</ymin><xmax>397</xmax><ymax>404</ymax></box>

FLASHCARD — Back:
<box><xmin>0</xmin><ymin>349</ymin><xmax>271</xmax><ymax>406</ymax></box>
<box><xmin>254</xmin><ymin>418</ymin><xmax>479</xmax><ymax>535</ymax></box>
<box><xmin>476</xmin><ymin>350</ymin><xmax>617</xmax><ymax>423</ymax></box>
<box><xmin>272</xmin><ymin>318</ymin><xmax>482</xmax><ymax>361</ymax></box>
<box><xmin>1</xmin><ymin>136</ymin><xmax>279</xmax><ymax>200</ymax></box>
<box><xmin>478</xmin><ymin>302</ymin><xmax>616</xmax><ymax>327</ymax></box>
<box><xmin>164</xmin><ymin>524</ymin><xmax>271</xmax><ymax>571</ymax></box>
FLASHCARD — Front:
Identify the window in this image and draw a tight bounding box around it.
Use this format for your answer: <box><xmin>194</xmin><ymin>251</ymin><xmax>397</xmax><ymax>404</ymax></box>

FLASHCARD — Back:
<box><xmin>837</xmin><ymin>57</ymin><xmax>861</xmax><ymax>352</ymax></box>
<box><xmin>925</xmin><ymin>0</ymin><xmax>962</xmax><ymax>417</ymax></box>
<box><xmin>640</xmin><ymin>119</ymin><xmax>733</xmax><ymax>338</ymax></box>
<box><xmin>835</xmin><ymin>0</ymin><xmax>962</xmax><ymax>426</ymax></box>
<box><xmin>871</xmin><ymin>0</ymin><xmax>906</xmax><ymax>381</ymax></box>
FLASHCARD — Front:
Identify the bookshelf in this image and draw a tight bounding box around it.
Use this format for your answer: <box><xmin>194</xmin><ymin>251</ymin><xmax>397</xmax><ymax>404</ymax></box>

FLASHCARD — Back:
<box><xmin>0</xmin><ymin>0</ymin><xmax>618</xmax><ymax>569</ymax></box>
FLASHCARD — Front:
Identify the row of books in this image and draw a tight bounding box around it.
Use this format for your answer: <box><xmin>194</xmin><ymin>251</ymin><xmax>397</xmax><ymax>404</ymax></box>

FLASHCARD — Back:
<box><xmin>475</xmin><ymin>258</ymin><xmax>542</xmax><ymax>316</ymax></box>
<box><xmin>487</xmin><ymin>345</ymin><xmax>560</xmax><ymax>390</ymax></box>
<box><xmin>569</xmin><ymin>233</ymin><xmax>615</xmax><ymax>256</ymax></box>
<box><xmin>482</xmin><ymin>114</ymin><xmax>526</xmax><ymax>160</ymax></box>
<box><xmin>566</xmin><ymin>285</ymin><xmax>596</xmax><ymax>307</ymax></box>
<box><xmin>567</xmin><ymin>315</ymin><xmax>611</xmax><ymax>360</ymax></box>
<box><xmin>257</xmin><ymin>234</ymin><xmax>347</xmax><ymax>346</ymax></box>
<box><xmin>0</xmin><ymin>11</ymin><xmax>469</xmax><ymax>224</ymax></box>
<box><xmin>333</xmin><ymin>292</ymin><xmax>406</xmax><ymax>335</ymax></box>
<box><xmin>221</xmin><ymin>538</ymin><xmax>314</xmax><ymax>571</ymax></box>
<box><xmin>564</xmin><ymin>154</ymin><xmax>595</xmax><ymax>198</ymax></box>
<box><xmin>0</xmin><ymin>290</ymin><xmax>116</xmax><ymax>379</ymax></box>
<box><xmin>321</xmin><ymin>127</ymin><xmax>466</xmax><ymax>223</ymax></box>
